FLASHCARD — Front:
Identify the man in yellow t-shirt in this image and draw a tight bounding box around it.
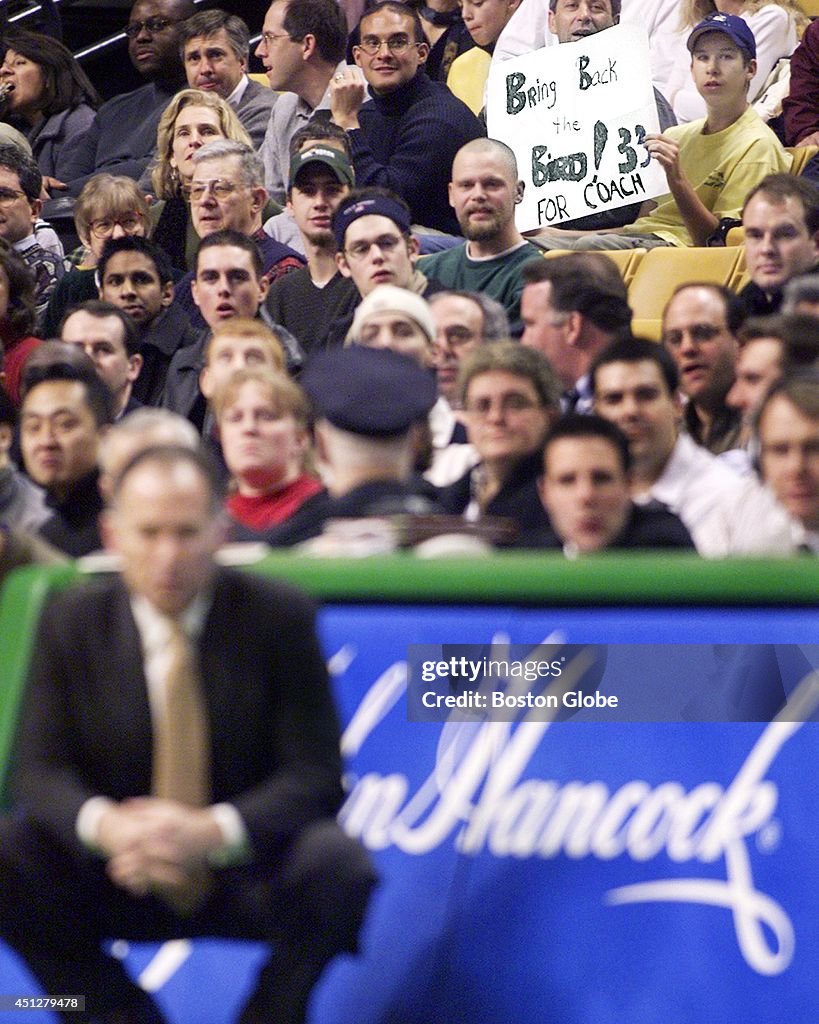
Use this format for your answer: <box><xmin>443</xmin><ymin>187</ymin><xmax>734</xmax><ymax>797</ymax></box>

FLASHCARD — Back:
<box><xmin>530</xmin><ymin>12</ymin><xmax>791</xmax><ymax>251</ymax></box>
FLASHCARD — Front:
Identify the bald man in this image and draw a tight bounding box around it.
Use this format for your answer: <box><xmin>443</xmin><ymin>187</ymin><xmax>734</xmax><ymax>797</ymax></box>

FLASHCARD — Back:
<box><xmin>419</xmin><ymin>138</ymin><xmax>541</xmax><ymax>327</ymax></box>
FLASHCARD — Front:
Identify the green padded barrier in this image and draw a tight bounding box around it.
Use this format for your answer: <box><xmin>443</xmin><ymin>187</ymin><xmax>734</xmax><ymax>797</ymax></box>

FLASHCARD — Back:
<box><xmin>248</xmin><ymin>551</ymin><xmax>818</xmax><ymax>604</ymax></box>
<box><xmin>0</xmin><ymin>564</ymin><xmax>78</xmax><ymax>808</ymax></box>
<box><xmin>0</xmin><ymin>553</ymin><xmax>816</xmax><ymax>806</ymax></box>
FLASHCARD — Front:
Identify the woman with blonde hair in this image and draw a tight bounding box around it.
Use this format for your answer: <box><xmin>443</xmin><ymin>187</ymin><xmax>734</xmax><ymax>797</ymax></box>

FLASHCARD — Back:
<box><xmin>148</xmin><ymin>88</ymin><xmax>251</xmax><ymax>271</ymax></box>
<box><xmin>214</xmin><ymin>365</ymin><xmax>323</xmax><ymax>531</ymax></box>
<box><xmin>668</xmin><ymin>0</ymin><xmax>808</xmax><ymax>123</ymax></box>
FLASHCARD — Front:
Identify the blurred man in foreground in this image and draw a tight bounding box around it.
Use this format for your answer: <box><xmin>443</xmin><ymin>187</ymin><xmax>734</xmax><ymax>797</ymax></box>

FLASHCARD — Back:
<box><xmin>0</xmin><ymin>444</ymin><xmax>376</xmax><ymax>1024</ymax></box>
<box><xmin>526</xmin><ymin>413</ymin><xmax>694</xmax><ymax>553</ymax></box>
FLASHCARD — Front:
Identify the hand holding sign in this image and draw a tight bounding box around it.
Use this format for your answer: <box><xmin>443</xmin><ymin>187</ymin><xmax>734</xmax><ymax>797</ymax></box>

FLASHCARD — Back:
<box><xmin>643</xmin><ymin>133</ymin><xmax>683</xmax><ymax>186</ymax></box>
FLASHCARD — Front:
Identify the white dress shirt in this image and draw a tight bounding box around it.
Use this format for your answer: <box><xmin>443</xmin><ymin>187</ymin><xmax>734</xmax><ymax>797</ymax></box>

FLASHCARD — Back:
<box><xmin>635</xmin><ymin>434</ymin><xmax>796</xmax><ymax>558</ymax></box>
<box><xmin>425</xmin><ymin>397</ymin><xmax>479</xmax><ymax>487</ymax></box>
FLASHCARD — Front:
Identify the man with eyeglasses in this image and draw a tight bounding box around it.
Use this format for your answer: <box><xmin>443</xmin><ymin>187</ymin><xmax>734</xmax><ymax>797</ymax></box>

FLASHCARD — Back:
<box><xmin>425</xmin><ymin>290</ymin><xmax>511</xmax><ymax>485</ymax></box>
<box><xmin>61</xmin><ymin>0</ymin><xmax>196</xmax><ymax>196</ymax></box>
<box><xmin>0</xmin><ymin>143</ymin><xmax>64</xmax><ymax>328</ymax></box>
<box><xmin>256</xmin><ymin>0</ymin><xmax>350</xmax><ymax>206</ymax></box>
<box><xmin>661</xmin><ymin>283</ymin><xmax>743</xmax><ymax>456</ymax></box>
<box><xmin>329</xmin><ymin>0</ymin><xmax>484</xmax><ymax>235</ymax></box>
<box><xmin>435</xmin><ymin>341</ymin><xmax>561</xmax><ymax>534</ymax></box>
<box><xmin>325</xmin><ymin>187</ymin><xmax>445</xmax><ymax>348</ymax></box>
<box><xmin>172</xmin><ymin>139</ymin><xmax>304</xmax><ymax>332</ymax></box>
<box><xmin>428</xmin><ymin>290</ymin><xmax>509</xmax><ymax>405</ymax></box>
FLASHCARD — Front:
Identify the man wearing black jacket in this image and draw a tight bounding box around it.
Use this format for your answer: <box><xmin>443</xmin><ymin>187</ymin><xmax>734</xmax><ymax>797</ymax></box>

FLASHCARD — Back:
<box><xmin>329</xmin><ymin>1</ymin><xmax>484</xmax><ymax>235</ymax></box>
<box><xmin>740</xmin><ymin>174</ymin><xmax>819</xmax><ymax>317</ymax></box>
<box><xmin>521</xmin><ymin>414</ymin><xmax>694</xmax><ymax>553</ymax></box>
<box><xmin>19</xmin><ymin>363</ymin><xmax>112</xmax><ymax>557</ymax></box>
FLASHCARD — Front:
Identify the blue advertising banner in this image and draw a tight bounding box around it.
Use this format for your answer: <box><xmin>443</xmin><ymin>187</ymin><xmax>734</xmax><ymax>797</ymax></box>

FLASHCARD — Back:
<box><xmin>1</xmin><ymin>603</ymin><xmax>817</xmax><ymax>1023</ymax></box>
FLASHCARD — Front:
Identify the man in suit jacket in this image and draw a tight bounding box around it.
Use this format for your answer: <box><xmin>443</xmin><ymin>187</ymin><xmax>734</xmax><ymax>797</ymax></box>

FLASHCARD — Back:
<box><xmin>180</xmin><ymin>9</ymin><xmax>278</xmax><ymax>149</ymax></box>
<box><xmin>0</xmin><ymin>444</ymin><xmax>375</xmax><ymax>1024</ymax></box>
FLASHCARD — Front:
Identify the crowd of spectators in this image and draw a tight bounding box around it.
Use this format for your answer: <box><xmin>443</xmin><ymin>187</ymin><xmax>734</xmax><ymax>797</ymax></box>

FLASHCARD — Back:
<box><xmin>0</xmin><ymin>0</ymin><xmax>817</xmax><ymax>566</ymax></box>
<box><xmin>1</xmin><ymin>4</ymin><xmax>818</xmax><ymax>1020</ymax></box>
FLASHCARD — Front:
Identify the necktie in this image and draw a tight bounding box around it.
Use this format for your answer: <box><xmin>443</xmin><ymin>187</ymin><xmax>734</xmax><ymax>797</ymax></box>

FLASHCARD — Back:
<box><xmin>151</xmin><ymin>619</ymin><xmax>212</xmax><ymax>914</ymax></box>
<box><xmin>152</xmin><ymin>620</ymin><xmax>210</xmax><ymax>807</ymax></box>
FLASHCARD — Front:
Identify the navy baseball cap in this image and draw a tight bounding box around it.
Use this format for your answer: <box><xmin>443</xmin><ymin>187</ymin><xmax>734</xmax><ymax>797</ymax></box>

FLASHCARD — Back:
<box><xmin>302</xmin><ymin>346</ymin><xmax>437</xmax><ymax>437</ymax></box>
<box><xmin>687</xmin><ymin>13</ymin><xmax>756</xmax><ymax>61</ymax></box>
<box><xmin>333</xmin><ymin>195</ymin><xmax>412</xmax><ymax>250</ymax></box>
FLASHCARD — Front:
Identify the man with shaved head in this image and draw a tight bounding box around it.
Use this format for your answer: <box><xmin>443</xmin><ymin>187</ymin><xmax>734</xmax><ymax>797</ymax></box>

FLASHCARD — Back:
<box><xmin>419</xmin><ymin>138</ymin><xmax>541</xmax><ymax>327</ymax></box>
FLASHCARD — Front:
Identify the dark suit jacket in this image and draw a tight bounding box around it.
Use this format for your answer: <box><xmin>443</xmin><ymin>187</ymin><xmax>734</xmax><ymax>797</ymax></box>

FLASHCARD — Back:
<box><xmin>236</xmin><ymin>79</ymin><xmax>278</xmax><ymax>149</ymax></box>
<box><xmin>515</xmin><ymin>503</ymin><xmax>696</xmax><ymax>551</ymax></box>
<box><xmin>13</xmin><ymin>567</ymin><xmax>343</xmax><ymax>861</ymax></box>
<box><xmin>262</xmin><ymin>479</ymin><xmax>442</xmax><ymax>547</ymax></box>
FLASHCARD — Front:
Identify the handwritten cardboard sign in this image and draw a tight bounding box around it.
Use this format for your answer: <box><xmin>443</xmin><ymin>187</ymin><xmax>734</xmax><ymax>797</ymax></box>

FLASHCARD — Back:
<box><xmin>486</xmin><ymin>23</ymin><xmax>668</xmax><ymax>233</ymax></box>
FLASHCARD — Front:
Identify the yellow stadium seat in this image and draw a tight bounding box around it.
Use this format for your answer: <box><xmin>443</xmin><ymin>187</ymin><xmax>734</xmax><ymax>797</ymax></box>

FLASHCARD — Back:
<box><xmin>447</xmin><ymin>46</ymin><xmax>491</xmax><ymax>116</ymax></box>
<box><xmin>725</xmin><ymin>226</ymin><xmax>745</xmax><ymax>246</ymax></box>
<box><xmin>627</xmin><ymin>246</ymin><xmax>743</xmax><ymax>323</ymax></box>
<box><xmin>785</xmin><ymin>145</ymin><xmax>819</xmax><ymax>176</ymax></box>
<box><xmin>727</xmin><ymin>248</ymin><xmax>748</xmax><ymax>293</ymax></box>
<box><xmin>796</xmin><ymin>1</ymin><xmax>819</xmax><ymax>19</ymax></box>
<box><xmin>732</xmin><ymin>269</ymin><xmax>751</xmax><ymax>293</ymax></box>
<box><xmin>631</xmin><ymin>318</ymin><xmax>662</xmax><ymax>342</ymax></box>
<box><xmin>248</xmin><ymin>73</ymin><xmax>272</xmax><ymax>88</ymax></box>
<box><xmin>620</xmin><ymin>248</ymin><xmax>646</xmax><ymax>286</ymax></box>
<box><xmin>599</xmin><ymin>248</ymin><xmax>646</xmax><ymax>287</ymax></box>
